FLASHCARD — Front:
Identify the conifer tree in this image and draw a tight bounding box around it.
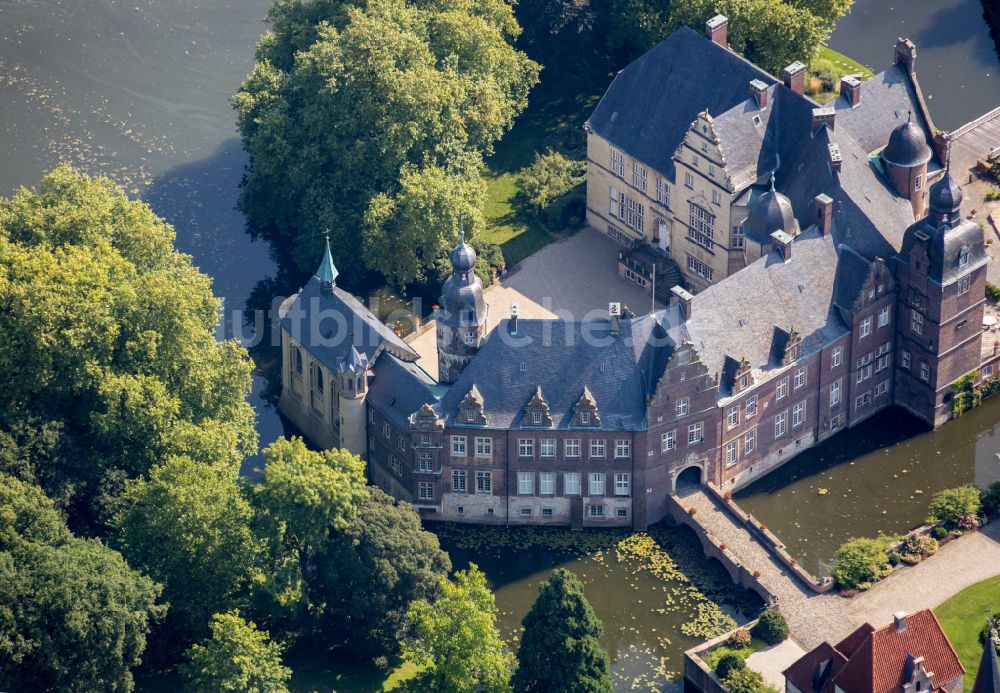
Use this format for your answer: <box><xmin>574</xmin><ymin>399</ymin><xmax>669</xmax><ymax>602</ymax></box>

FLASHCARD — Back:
<box><xmin>512</xmin><ymin>568</ymin><xmax>613</xmax><ymax>693</ymax></box>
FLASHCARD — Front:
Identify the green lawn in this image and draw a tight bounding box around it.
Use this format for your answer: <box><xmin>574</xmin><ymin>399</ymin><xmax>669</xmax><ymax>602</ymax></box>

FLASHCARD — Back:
<box><xmin>480</xmin><ymin>80</ymin><xmax>604</xmax><ymax>267</ymax></box>
<box><xmin>936</xmin><ymin>575</ymin><xmax>1000</xmax><ymax>689</ymax></box>
<box><xmin>287</xmin><ymin>657</ymin><xmax>421</xmax><ymax>692</ymax></box>
<box><xmin>808</xmin><ymin>45</ymin><xmax>875</xmax><ymax>103</ymax></box>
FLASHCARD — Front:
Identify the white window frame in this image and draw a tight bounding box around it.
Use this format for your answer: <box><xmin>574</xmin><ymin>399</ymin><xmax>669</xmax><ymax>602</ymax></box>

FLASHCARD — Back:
<box><xmin>540</xmin><ymin>438</ymin><xmax>555</xmax><ymax>458</ymax></box>
<box><xmin>452</xmin><ymin>469</ymin><xmax>467</xmax><ymax>492</ymax></box>
<box><xmin>724</xmin><ymin>440</ymin><xmax>738</xmax><ymax>466</ymax></box>
<box><xmin>418</xmin><ymin>482</ymin><xmax>434</xmax><ymax>501</ymax></box>
<box><xmin>920</xmin><ymin>362</ymin><xmax>930</xmax><ymax>382</ymax></box>
<box><xmin>792</xmin><ymin>401</ymin><xmax>805</xmax><ymax>427</ymax></box>
<box><xmin>776</xmin><ymin>377</ymin><xmax>789</xmax><ymax>400</ymax></box>
<box><xmin>564</xmin><ymin>472</ymin><xmax>581</xmax><ymax>495</ymax></box>
<box><xmin>451</xmin><ymin>435</ymin><xmax>467</xmax><ymax>456</ymax></box>
<box><xmin>661</xmin><ymin>430</ymin><xmax>676</xmax><ymax>451</ymax></box>
<box><xmin>656</xmin><ymin>177</ymin><xmax>671</xmax><ymax>208</ymax></box>
<box><xmin>476</xmin><ymin>471</ymin><xmax>492</xmax><ymax>494</ymax></box>
<box><xmin>832</xmin><ymin>346</ymin><xmax>842</xmax><ymax>368</ymax></box>
<box><xmin>911</xmin><ymin>310</ymin><xmax>924</xmax><ymax>336</ymax></box>
<box><xmin>589</xmin><ymin>472</ymin><xmax>605</xmax><ymax>496</ymax></box>
<box><xmin>745</xmin><ymin>394</ymin><xmax>757</xmax><ymax>418</ymax></box>
<box><xmin>958</xmin><ymin>275</ymin><xmax>971</xmax><ymax>295</ymax></box>
<box><xmin>632</xmin><ymin>161</ymin><xmax>648</xmax><ymax>192</ymax></box>
<box><xmin>727</xmin><ymin>406</ymin><xmax>739</xmax><ymax>429</ymax></box>
<box><xmin>774</xmin><ymin>410</ymin><xmax>788</xmax><ymax>439</ymax></box>
<box><xmin>878</xmin><ymin>306</ymin><xmax>891</xmax><ymax>327</ymax></box>
<box><xmin>830</xmin><ymin>378</ymin><xmax>842</xmax><ymax>407</ymax></box>
<box><xmin>794</xmin><ymin>367</ymin><xmax>806</xmax><ymax>389</ymax></box>
<box><xmin>615</xmin><ymin>439</ymin><xmax>631</xmax><ymax>459</ymax></box>
<box><xmin>687</xmin><ymin>422</ymin><xmax>704</xmax><ymax>445</ymax></box>
<box><xmin>418</xmin><ymin>452</ymin><xmax>434</xmax><ymax>473</ymax></box>
<box><xmin>860</xmin><ymin>316</ymin><xmax>872</xmax><ymax>338</ymax></box>
<box><xmin>518</xmin><ymin>438</ymin><xmax>534</xmax><ymax>458</ymax></box>
<box><xmin>614</xmin><ymin>473</ymin><xmax>630</xmax><ymax>496</ymax></box>
<box><xmin>539</xmin><ymin>472</ymin><xmax>555</xmax><ymax>495</ymax></box>
<box><xmin>610</xmin><ymin>148</ymin><xmax>625</xmax><ymax>177</ymax></box>
<box><xmin>676</xmin><ymin>398</ymin><xmax>689</xmax><ymax>416</ymax></box>
<box><xmin>565</xmin><ymin>439</ymin><xmax>581</xmax><ymax>458</ymax></box>
<box><xmin>518</xmin><ymin>472</ymin><xmax>534</xmax><ymax>495</ymax></box>
<box><xmin>590</xmin><ymin>439</ymin><xmax>606</xmax><ymax>458</ymax></box>
<box><xmin>475</xmin><ymin>436</ymin><xmax>492</xmax><ymax>458</ymax></box>
<box><xmin>744</xmin><ymin>428</ymin><xmax>756</xmax><ymax>455</ymax></box>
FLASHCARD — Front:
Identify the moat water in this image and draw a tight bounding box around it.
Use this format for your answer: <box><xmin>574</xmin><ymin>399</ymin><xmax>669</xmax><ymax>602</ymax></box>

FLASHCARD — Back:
<box><xmin>2</xmin><ymin>0</ymin><xmax>1000</xmax><ymax>690</ymax></box>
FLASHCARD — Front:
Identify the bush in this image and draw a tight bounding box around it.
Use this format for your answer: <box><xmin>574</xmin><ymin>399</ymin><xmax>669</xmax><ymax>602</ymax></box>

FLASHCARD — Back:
<box><xmin>980</xmin><ymin>616</ymin><xmax>1000</xmax><ymax>653</ymax></box>
<box><xmin>715</xmin><ymin>652</ymin><xmax>746</xmax><ymax>680</ymax></box>
<box><xmin>987</xmin><ymin>190</ymin><xmax>1000</xmax><ymax>201</ymax></box>
<box><xmin>987</xmin><ymin>283</ymin><xmax>1000</xmax><ymax>302</ymax></box>
<box><xmin>900</xmin><ymin>533</ymin><xmax>938</xmax><ymax>560</ymax></box>
<box><xmin>927</xmin><ymin>485</ymin><xmax>982</xmax><ymax>529</ymax></box>
<box><xmin>728</xmin><ymin>628</ymin><xmax>752</xmax><ymax>649</ymax></box>
<box><xmin>519</xmin><ymin>150</ymin><xmax>586</xmax><ymax>226</ymax></box>
<box><xmin>887</xmin><ymin>550</ymin><xmax>901</xmax><ymax>566</ymax></box>
<box><xmin>931</xmin><ymin>526</ymin><xmax>949</xmax><ymax>540</ymax></box>
<box><xmin>724</xmin><ymin>667</ymin><xmax>767</xmax><ymax>693</ymax></box>
<box><xmin>833</xmin><ymin>536</ymin><xmax>895</xmax><ymax>590</ymax></box>
<box><xmin>751</xmin><ymin>609</ymin><xmax>788</xmax><ymax>645</ymax></box>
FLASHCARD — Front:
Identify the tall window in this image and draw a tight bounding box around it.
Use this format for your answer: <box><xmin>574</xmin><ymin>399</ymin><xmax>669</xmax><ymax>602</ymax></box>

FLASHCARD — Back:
<box><xmin>609</xmin><ymin>187</ymin><xmax>625</xmax><ymax>221</ymax></box>
<box><xmin>632</xmin><ymin>162</ymin><xmax>648</xmax><ymax>192</ymax></box>
<box><xmin>744</xmin><ymin>428</ymin><xmax>756</xmax><ymax>455</ymax></box>
<box><xmin>832</xmin><ymin>346</ymin><xmax>842</xmax><ymax>368</ymax></box>
<box><xmin>418</xmin><ymin>482</ymin><xmax>434</xmax><ymax>501</ymax></box>
<box><xmin>911</xmin><ymin>310</ymin><xmax>924</xmax><ymax>335</ymax></box>
<box><xmin>656</xmin><ymin>178</ymin><xmax>671</xmax><ymax>208</ymax></box>
<box><xmin>774</xmin><ymin>410</ymin><xmax>788</xmax><ymax>438</ymax></box>
<box><xmin>565</xmin><ymin>439</ymin><xmax>581</xmax><ymax>458</ymax></box>
<box><xmin>878</xmin><ymin>306</ymin><xmax>891</xmax><ymax>327</ymax></box>
<box><xmin>687</xmin><ymin>256</ymin><xmax>714</xmax><ymax>281</ymax></box>
<box><xmin>539</xmin><ymin>472</ymin><xmax>555</xmax><ymax>495</ymax></box>
<box><xmin>475</xmin><ymin>436</ymin><xmax>492</xmax><ymax>458</ymax></box>
<box><xmin>959</xmin><ymin>246</ymin><xmax>970</xmax><ymax>268</ymax></box>
<box><xmin>776</xmin><ymin>377</ymin><xmax>788</xmax><ymax>400</ymax></box>
<box><xmin>452</xmin><ymin>470</ymin><xmax>467</xmax><ymax>492</ymax></box>
<box><xmin>687</xmin><ymin>422</ymin><xmax>704</xmax><ymax>444</ymax></box>
<box><xmin>615</xmin><ymin>473</ymin><xmax>630</xmax><ymax>496</ymax></box>
<box><xmin>564</xmin><ymin>473</ymin><xmax>581</xmax><ymax>495</ymax></box>
<box><xmin>725</xmin><ymin>440</ymin><xmax>738</xmax><ymax>466</ymax></box>
<box><xmin>727</xmin><ymin>406</ymin><xmax>739</xmax><ymax>429</ymax></box>
<box><xmin>745</xmin><ymin>395</ymin><xmax>757</xmax><ymax>418</ymax></box>
<box><xmin>518</xmin><ymin>439</ymin><xmax>534</xmax><ymax>458</ymax></box>
<box><xmin>792</xmin><ymin>401</ymin><xmax>806</xmax><ymax>427</ymax></box>
<box><xmin>675</xmin><ymin>398</ymin><xmax>688</xmax><ymax>416</ymax></box>
<box><xmin>610</xmin><ymin>148</ymin><xmax>625</xmax><ymax>177</ymax></box>
<box><xmin>661</xmin><ymin>430</ymin><xmax>676</xmax><ymax>451</ymax></box>
<box><xmin>830</xmin><ymin>378</ymin><xmax>842</xmax><ymax>406</ymax></box>
<box><xmin>875</xmin><ymin>342</ymin><xmax>891</xmax><ymax>372</ymax></box>
<box><xmin>589</xmin><ymin>473</ymin><xmax>605</xmax><ymax>496</ymax></box>
<box><xmin>626</xmin><ymin>197</ymin><xmax>645</xmax><ymax>232</ymax></box>
<box><xmin>860</xmin><ymin>316</ymin><xmax>872</xmax><ymax>338</ymax></box>
<box><xmin>794</xmin><ymin>367</ymin><xmax>806</xmax><ymax>389</ymax></box>
<box><xmin>685</xmin><ymin>171</ymin><xmax>694</xmax><ymax>188</ymax></box>
<box><xmin>590</xmin><ymin>439</ymin><xmax>606</xmax><ymax>458</ymax></box>
<box><xmin>476</xmin><ymin>471</ymin><xmax>492</xmax><ymax>494</ymax></box>
<box><xmin>615</xmin><ymin>440</ymin><xmax>631</xmax><ymax>458</ymax></box>
<box><xmin>451</xmin><ymin>435</ymin><xmax>466</xmax><ymax>456</ymax></box>
<box><xmin>688</xmin><ymin>204</ymin><xmax>715</xmax><ymax>249</ymax></box>
<box><xmin>540</xmin><ymin>439</ymin><xmax>555</xmax><ymax>458</ymax></box>
<box><xmin>920</xmin><ymin>362</ymin><xmax>930</xmax><ymax>382</ymax></box>
<box><xmin>518</xmin><ymin>472</ymin><xmax>534</xmax><ymax>495</ymax></box>
<box><xmin>418</xmin><ymin>452</ymin><xmax>434</xmax><ymax>473</ymax></box>
<box><xmin>732</xmin><ymin>226</ymin><xmax>745</xmax><ymax>249</ymax></box>
<box><xmin>901</xmin><ymin>350</ymin><xmax>911</xmax><ymax>370</ymax></box>
<box><xmin>958</xmin><ymin>275</ymin><xmax>971</xmax><ymax>295</ymax></box>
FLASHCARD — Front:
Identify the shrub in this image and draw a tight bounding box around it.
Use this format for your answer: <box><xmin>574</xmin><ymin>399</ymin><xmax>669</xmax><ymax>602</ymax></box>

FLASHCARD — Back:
<box><xmin>931</xmin><ymin>526</ymin><xmax>949</xmax><ymax>540</ymax></box>
<box><xmin>980</xmin><ymin>616</ymin><xmax>1000</xmax><ymax>653</ymax></box>
<box><xmin>728</xmin><ymin>628</ymin><xmax>752</xmax><ymax>649</ymax></box>
<box><xmin>833</xmin><ymin>536</ymin><xmax>895</xmax><ymax>590</ymax></box>
<box><xmin>927</xmin><ymin>485</ymin><xmax>982</xmax><ymax>529</ymax></box>
<box><xmin>987</xmin><ymin>283</ymin><xmax>1000</xmax><ymax>302</ymax></box>
<box><xmin>518</xmin><ymin>150</ymin><xmax>585</xmax><ymax>229</ymax></box>
<box><xmin>887</xmin><ymin>550</ymin><xmax>901</xmax><ymax>566</ymax></box>
<box><xmin>987</xmin><ymin>190</ymin><xmax>1000</xmax><ymax>201</ymax></box>
<box><xmin>724</xmin><ymin>667</ymin><xmax>767</xmax><ymax>693</ymax></box>
<box><xmin>715</xmin><ymin>652</ymin><xmax>746</xmax><ymax>680</ymax></box>
<box><xmin>752</xmin><ymin>609</ymin><xmax>789</xmax><ymax>645</ymax></box>
<box><xmin>900</xmin><ymin>533</ymin><xmax>938</xmax><ymax>560</ymax></box>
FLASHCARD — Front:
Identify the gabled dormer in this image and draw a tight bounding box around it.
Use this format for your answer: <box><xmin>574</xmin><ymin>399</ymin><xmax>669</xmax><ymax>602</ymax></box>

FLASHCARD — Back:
<box><xmin>852</xmin><ymin>258</ymin><xmax>895</xmax><ymax>313</ymax></box>
<box><xmin>571</xmin><ymin>387</ymin><xmax>600</xmax><ymax>427</ymax></box>
<box><xmin>457</xmin><ymin>384</ymin><xmax>487</xmax><ymax>426</ymax></box>
<box><xmin>523</xmin><ymin>386</ymin><xmax>553</xmax><ymax>427</ymax></box>
<box><xmin>770</xmin><ymin>326</ymin><xmax>800</xmax><ymax>366</ymax></box>
<box><xmin>674</xmin><ymin>111</ymin><xmax>733</xmax><ymax>193</ymax></box>
<box><xmin>410</xmin><ymin>403</ymin><xmax>444</xmax><ymax>432</ymax></box>
<box><xmin>722</xmin><ymin>355</ymin><xmax>753</xmax><ymax>395</ymax></box>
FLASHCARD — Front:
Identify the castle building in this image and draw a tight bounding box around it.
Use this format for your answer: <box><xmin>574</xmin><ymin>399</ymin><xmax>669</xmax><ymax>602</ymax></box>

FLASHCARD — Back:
<box><xmin>277</xmin><ymin>22</ymin><xmax>997</xmax><ymax>529</ymax></box>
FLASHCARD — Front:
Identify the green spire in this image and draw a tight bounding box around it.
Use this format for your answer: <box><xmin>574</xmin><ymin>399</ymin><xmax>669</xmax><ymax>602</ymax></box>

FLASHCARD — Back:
<box><xmin>317</xmin><ymin>233</ymin><xmax>338</xmax><ymax>286</ymax></box>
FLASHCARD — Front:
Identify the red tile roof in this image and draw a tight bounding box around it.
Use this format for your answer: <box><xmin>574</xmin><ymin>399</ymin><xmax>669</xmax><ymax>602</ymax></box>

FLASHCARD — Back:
<box><xmin>785</xmin><ymin>610</ymin><xmax>964</xmax><ymax>693</ymax></box>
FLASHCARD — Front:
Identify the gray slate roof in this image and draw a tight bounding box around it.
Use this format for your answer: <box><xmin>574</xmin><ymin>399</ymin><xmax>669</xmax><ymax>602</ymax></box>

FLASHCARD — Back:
<box><xmin>832</xmin><ymin>244</ymin><xmax>874</xmax><ymax>311</ymax></box>
<box><xmin>434</xmin><ymin>315</ymin><xmax>671</xmax><ymax>430</ymax></box>
<box><xmin>367</xmin><ymin>352</ymin><xmax>443</xmax><ymax>429</ymax></box>
<box><xmin>711</xmin><ymin>84</ymin><xmax>780</xmax><ymax>192</ymax></box>
<box><xmin>587</xmin><ymin>26</ymin><xmax>776</xmax><ymax>179</ymax></box>
<box><xmin>279</xmin><ymin>275</ymin><xmax>419</xmax><ymax>373</ymax></box>
<box><xmin>671</xmin><ymin>228</ymin><xmax>849</xmax><ymax>388</ymax></box>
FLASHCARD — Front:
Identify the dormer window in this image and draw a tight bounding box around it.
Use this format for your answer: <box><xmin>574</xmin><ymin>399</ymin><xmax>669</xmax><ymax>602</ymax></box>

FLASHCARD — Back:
<box><xmin>959</xmin><ymin>245</ymin><xmax>970</xmax><ymax>268</ymax></box>
<box><xmin>465</xmin><ymin>409</ymin><xmax>476</xmax><ymax>422</ymax></box>
<box><xmin>532</xmin><ymin>411</ymin><xmax>543</xmax><ymax>425</ymax></box>
<box><xmin>581</xmin><ymin>411</ymin><xmax>591</xmax><ymax>424</ymax></box>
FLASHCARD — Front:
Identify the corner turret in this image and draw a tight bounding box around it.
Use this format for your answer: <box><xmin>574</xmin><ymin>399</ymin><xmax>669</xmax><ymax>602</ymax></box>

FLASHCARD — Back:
<box><xmin>436</xmin><ymin>231</ymin><xmax>488</xmax><ymax>383</ymax></box>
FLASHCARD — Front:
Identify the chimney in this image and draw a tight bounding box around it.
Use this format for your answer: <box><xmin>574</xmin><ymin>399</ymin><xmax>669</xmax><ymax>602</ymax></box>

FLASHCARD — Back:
<box><xmin>609</xmin><ymin>302</ymin><xmax>621</xmax><ymax>337</ymax></box>
<box><xmin>840</xmin><ymin>75</ymin><xmax>861</xmax><ymax>106</ymax></box>
<box><xmin>895</xmin><ymin>38</ymin><xmax>917</xmax><ymax>75</ymax></box>
<box><xmin>750</xmin><ymin>79</ymin><xmax>769</xmax><ymax>109</ymax></box>
<box><xmin>771</xmin><ymin>231</ymin><xmax>793</xmax><ymax>261</ymax></box>
<box><xmin>894</xmin><ymin>611</ymin><xmax>908</xmax><ymax>632</ymax></box>
<box><xmin>671</xmin><ymin>285</ymin><xmax>694</xmax><ymax>320</ymax></box>
<box><xmin>814</xmin><ymin>194</ymin><xmax>833</xmax><ymax>236</ymax></box>
<box><xmin>509</xmin><ymin>302</ymin><xmax>519</xmax><ymax>335</ymax></box>
<box><xmin>783</xmin><ymin>61</ymin><xmax>806</xmax><ymax>95</ymax></box>
<box><xmin>812</xmin><ymin>106</ymin><xmax>835</xmax><ymax>135</ymax></box>
<box><xmin>828</xmin><ymin>142</ymin><xmax>842</xmax><ymax>173</ymax></box>
<box><xmin>706</xmin><ymin>15</ymin><xmax>728</xmax><ymax>47</ymax></box>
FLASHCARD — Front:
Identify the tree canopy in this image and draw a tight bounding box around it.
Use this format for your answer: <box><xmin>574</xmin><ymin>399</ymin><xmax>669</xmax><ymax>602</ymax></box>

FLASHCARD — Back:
<box><xmin>234</xmin><ymin>0</ymin><xmax>539</xmax><ymax>284</ymax></box>
<box><xmin>403</xmin><ymin>564</ymin><xmax>514</xmax><ymax>692</ymax></box>
<box><xmin>513</xmin><ymin>568</ymin><xmax>612</xmax><ymax>693</ymax></box>
<box><xmin>0</xmin><ymin>167</ymin><xmax>256</xmax><ymax>530</ymax></box>
<box><xmin>181</xmin><ymin>611</ymin><xmax>291</xmax><ymax>693</ymax></box>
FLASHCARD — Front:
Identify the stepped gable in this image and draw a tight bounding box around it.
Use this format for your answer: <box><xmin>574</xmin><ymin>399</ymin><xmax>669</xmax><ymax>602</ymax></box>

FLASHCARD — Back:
<box><xmin>367</xmin><ymin>352</ymin><xmax>442</xmax><ymax>429</ymax></box>
<box><xmin>434</xmin><ymin>314</ymin><xmax>670</xmax><ymax>430</ymax></box>
<box><xmin>587</xmin><ymin>26</ymin><xmax>776</xmax><ymax>180</ymax></box>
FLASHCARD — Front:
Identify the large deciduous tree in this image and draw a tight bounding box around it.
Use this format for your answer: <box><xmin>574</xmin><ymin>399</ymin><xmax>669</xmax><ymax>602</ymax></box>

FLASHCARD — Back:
<box><xmin>0</xmin><ymin>167</ymin><xmax>256</xmax><ymax>531</ymax></box>
<box><xmin>233</xmin><ymin>0</ymin><xmax>539</xmax><ymax>283</ymax></box>
<box><xmin>513</xmin><ymin>568</ymin><xmax>612</xmax><ymax>693</ymax></box>
<box><xmin>181</xmin><ymin>611</ymin><xmax>291</xmax><ymax>693</ymax></box>
<box><xmin>0</xmin><ymin>473</ymin><xmax>165</xmax><ymax>693</ymax></box>
<box><xmin>403</xmin><ymin>564</ymin><xmax>514</xmax><ymax>693</ymax></box>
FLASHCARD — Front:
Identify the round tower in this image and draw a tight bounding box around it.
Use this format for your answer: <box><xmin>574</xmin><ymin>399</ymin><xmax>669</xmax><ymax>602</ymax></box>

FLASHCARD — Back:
<box><xmin>436</xmin><ymin>236</ymin><xmax>487</xmax><ymax>383</ymax></box>
<box><xmin>337</xmin><ymin>345</ymin><xmax>369</xmax><ymax>456</ymax></box>
<box><xmin>741</xmin><ymin>174</ymin><xmax>799</xmax><ymax>263</ymax></box>
<box><xmin>882</xmin><ymin>114</ymin><xmax>932</xmax><ymax>218</ymax></box>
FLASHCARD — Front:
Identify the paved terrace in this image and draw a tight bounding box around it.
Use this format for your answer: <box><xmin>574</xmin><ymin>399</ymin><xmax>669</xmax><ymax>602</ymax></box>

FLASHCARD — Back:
<box><xmin>677</xmin><ymin>487</ymin><xmax>1000</xmax><ymax>650</ymax></box>
<box><xmin>949</xmin><ymin>106</ymin><xmax>1000</xmax><ymax>285</ymax></box>
<box><xmin>407</xmin><ymin>227</ymin><xmax>663</xmax><ymax>379</ymax></box>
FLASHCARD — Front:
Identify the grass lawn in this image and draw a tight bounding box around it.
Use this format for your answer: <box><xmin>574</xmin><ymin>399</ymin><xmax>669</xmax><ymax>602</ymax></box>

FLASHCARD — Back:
<box><xmin>936</xmin><ymin>574</ymin><xmax>1000</xmax><ymax>689</ymax></box>
<box><xmin>287</xmin><ymin>657</ymin><xmax>421</xmax><ymax>692</ymax></box>
<box><xmin>480</xmin><ymin>79</ymin><xmax>604</xmax><ymax>267</ymax></box>
<box><xmin>808</xmin><ymin>45</ymin><xmax>875</xmax><ymax>103</ymax></box>
<box><xmin>702</xmin><ymin>638</ymin><xmax>769</xmax><ymax>670</ymax></box>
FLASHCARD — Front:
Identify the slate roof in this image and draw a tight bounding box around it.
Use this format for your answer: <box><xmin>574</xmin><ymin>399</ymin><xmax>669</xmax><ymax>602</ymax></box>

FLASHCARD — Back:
<box><xmin>972</xmin><ymin>634</ymin><xmax>1000</xmax><ymax>693</ymax></box>
<box><xmin>783</xmin><ymin>641</ymin><xmax>848</xmax><ymax>693</ymax></box>
<box><xmin>367</xmin><ymin>352</ymin><xmax>443</xmax><ymax>429</ymax></box>
<box><xmin>900</xmin><ymin>215</ymin><xmax>989</xmax><ymax>287</ymax></box>
<box><xmin>711</xmin><ymin>84</ymin><xmax>780</xmax><ymax>192</ymax></box>
<box><xmin>587</xmin><ymin>26</ymin><xmax>776</xmax><ymax>179</ymax></box>
<box><xmin>434</xmin><ymin>314</ymin><xmax>671</xmax><ymax>430</ymax></box>
<box><xmin>670</xmin><ymin>228</ymin><xmax>848</xmax><ymax>389</ymax></box>
<box><xmin>279</xmin><ymin>275</ymin><xmax>419</xmax><ymax>373</ymax></box>
<box><xmin>832</xmin><ymin>244</ymin><xmax>874</xmax><ymax>311</ymax></box>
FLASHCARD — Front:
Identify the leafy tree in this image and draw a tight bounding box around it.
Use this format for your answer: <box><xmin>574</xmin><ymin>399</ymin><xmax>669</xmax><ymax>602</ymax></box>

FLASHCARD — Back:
<box><xmin>724</xmin><ymin>667</ymin><xmax>771</xmax><ymax>693</ymax></box>
<box><xmin>927</xmin><ymin>485</ymin><xmax>982</xmax><ymax>529</ymax></box>
<box><xmin>181</xmin><ymin>611</ymin><xmax>291</xmax><ymax>693</ymax></box>
<box><xmin>115</xmin><ymin>456</ymin><xmax>260</xmax><ymax>642</ymax></box>
<box><xmin>0</xmin><ymin>471</ymin><xmax>69</xmax><ymax>549</ymax></box>
<box><xmin>403</xmin><ymin>564</ymin><xmax>514</xmax><ymax>692</ymax></box>
<box><xmin>520</xmin><ymin>150</ymin><xmax>585</xmax><ymax>210</ymax></box>
<box><xmin>832</xmin><ymin>536</ymin><xmax>894</xmax><ymax>590</ymax></box>
<box><xmin>364</xmin><ymin>161</ymin><xmax>487</xmax><ymax>287</ymax></box>
<box><xmin>234</xmin><ymin>0</ymin><xmax>540</xmax><ymax>280</ymax></box>
<box><xmin>715</xmin><ymin>652</ymin><xmax>746</xmax><ymax>679</ymax></box>
<box><xmin>751</xmin><ymin>609</ymin><xmax>788</xmax><ymax>645</ymax></box>
<box><xmin>513</xmin><ymin>568</ymin><xmax>613</xmax><ymax>693</ymax></box>
<box><xmin>515</xmin><ymin>0</ymin><xmax>610</xmax><ymax>80</ymax></box>
<box><xmin>315</xmin><ymin>486</ymin><xmax>452</xmax><ymax>657</ymax></box>
<box><xmin>785</xmin><ymin>0</ymin><xmax>855</xmax><ymax>26</ymax></box>
<box><xmin>0</xmin><ymin>167</ymin><xmax>256</xmax><ymax>531</ymax></box>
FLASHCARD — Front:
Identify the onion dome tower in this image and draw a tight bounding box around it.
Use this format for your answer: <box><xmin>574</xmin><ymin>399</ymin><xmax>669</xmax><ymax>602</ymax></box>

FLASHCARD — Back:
<box><xmin>741</xmin><ymin>173</ymin><xmax>799</xmax><ymax>263</ymax></box>
<box><xmin>436</xmin><ymin>230</ymin><xmax>488</xmax><ymax>383</ymax></box>
<box><xmin>882</xmin><ymin>112</ymin><xmax>932</xmax><ymax>218</ymax></box>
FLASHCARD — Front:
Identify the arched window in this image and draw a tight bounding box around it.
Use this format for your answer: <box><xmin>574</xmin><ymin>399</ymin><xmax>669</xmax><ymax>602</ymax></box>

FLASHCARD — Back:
<box><xmin>294</xmin><ymin>348</ymin><xmax>303</xmax><ymax>374</ymax></box>
<box><xmin>315</xmin><ymin>367</ymin><xmax>324</xmax><ymax>393</ymax></box>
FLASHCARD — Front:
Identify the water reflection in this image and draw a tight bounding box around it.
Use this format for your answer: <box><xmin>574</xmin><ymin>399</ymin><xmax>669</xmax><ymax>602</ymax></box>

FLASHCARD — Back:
<box><xmin>736</xmin><ymin>400</ymin><xmax>1000</xmax><ymax>575</ymax></box>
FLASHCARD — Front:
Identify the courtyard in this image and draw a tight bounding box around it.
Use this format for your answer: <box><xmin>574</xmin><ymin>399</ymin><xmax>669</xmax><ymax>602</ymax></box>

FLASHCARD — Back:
<box><xmin>407</xmin><ymin>226</ymin><xmax>664</xmax><ymax>378</ymax></box>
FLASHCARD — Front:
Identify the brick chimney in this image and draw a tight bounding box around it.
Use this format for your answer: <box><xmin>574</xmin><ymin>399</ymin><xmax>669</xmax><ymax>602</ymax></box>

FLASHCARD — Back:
<box><xmin>706</xmin><ymin>14</ymin><xmax>728</xmax><ymax>47</ymax></box>
<box><xmin>771</xmin><ymin>231</ymin><xmax>793</xmax><ymax>261</ymax></box>
<box><xmin>895</xmin><ymin>38</ymin><xmax>917</xmax><ymax>75</ymax></box>
<box><xmin>671</xmin><ymin>285</ymin><xmax>694</xmax><ymax>320</ymax></box>
<box><xmin>783</xmin><ymin>61</ymin><xmax>806</xmax><ymax>95</ymax></box>
<box><xmin>828</xmin><ymin>142</ymin><xmax>842</xmax><ymax>173</ymax></box>
<box><xmin>840</xmin><ymin>75</ymin><xmax>861</xmax><ymax>106</ymax></box>
<box><xmin>750</xmin><ymin>79</ymin><xmax>769</xmax><ymax>109</ymax></box>
<box><xmin>812</xmin><ymin>106</ymin><xmax>835</xmax><ymax>135</ymax></box>
<box><xmin>814</xmin><ymin>194</ymin><xmax>833</xmax><ymax>236</ymax></box>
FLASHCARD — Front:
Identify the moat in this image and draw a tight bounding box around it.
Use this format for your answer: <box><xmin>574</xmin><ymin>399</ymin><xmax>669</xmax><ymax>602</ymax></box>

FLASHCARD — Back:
<box><xmin>3</xmin><ymin>0</ymin><xmax>1000</xmax><ymax>690</ymax></box>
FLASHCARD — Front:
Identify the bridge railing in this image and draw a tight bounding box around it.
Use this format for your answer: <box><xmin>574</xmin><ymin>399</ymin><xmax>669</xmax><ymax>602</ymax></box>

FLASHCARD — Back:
<box><xmin>948</xmin><ymin>104</ymin><xmax>1000</xmax><ymax>141</ymax></box>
